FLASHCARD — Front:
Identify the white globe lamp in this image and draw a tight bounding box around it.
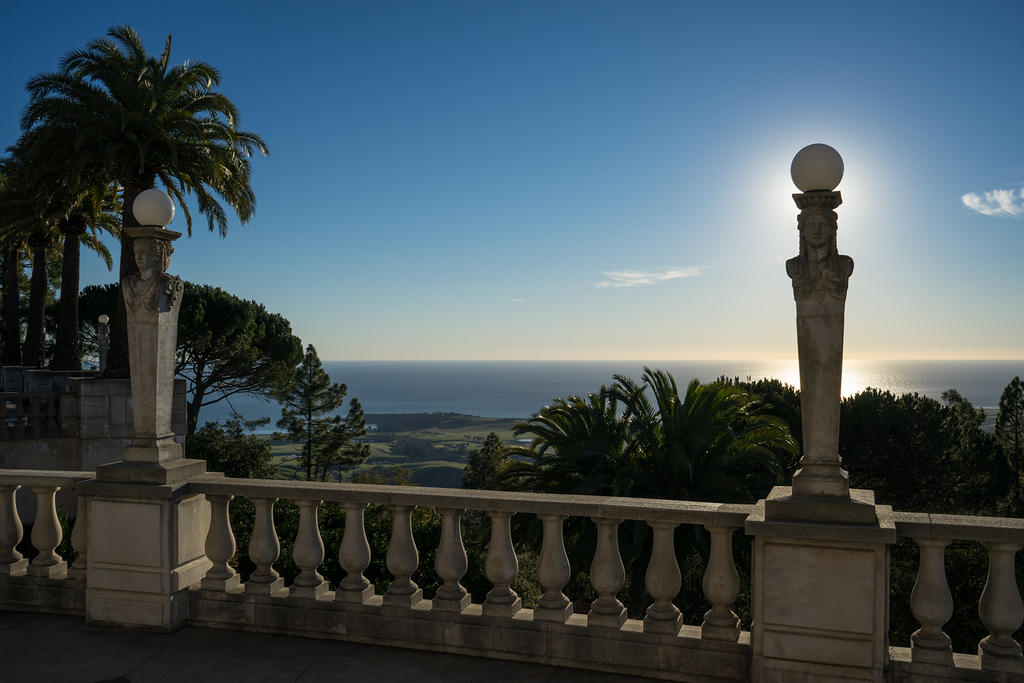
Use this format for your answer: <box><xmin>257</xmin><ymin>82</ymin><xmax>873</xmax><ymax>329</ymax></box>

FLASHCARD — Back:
<box><xmin>790</xmin><ymin>143</ymin><xmax>844</xmax><ymax>192</ymax></box>
<box><xmin>132</xmin><ymin>188</ymin><xmax>175</xmax><ymax>228</ymax></box>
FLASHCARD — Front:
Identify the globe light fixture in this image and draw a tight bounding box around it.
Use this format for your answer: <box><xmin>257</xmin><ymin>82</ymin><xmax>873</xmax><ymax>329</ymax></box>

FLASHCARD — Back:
<box><xmin>790</xmin><ymin>143</ymin><xmax>844</xmax><ymax>192</ymax></box>
<box><xmin>98</xmin><ymin>314</ymin><xmax>110</xmax><ymax>325</ymax></box>
<box><xmin>132</xmin><ymin>188</ymin><xmax>175</xmax><ymax>227</ymax></box>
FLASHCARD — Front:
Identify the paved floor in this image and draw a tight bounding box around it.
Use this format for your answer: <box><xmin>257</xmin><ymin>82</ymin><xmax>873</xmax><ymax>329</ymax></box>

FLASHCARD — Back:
<box><xmin>0</xmin><ymin>611</ymin><xmax>659</xmax><ymax>683</ymax></box>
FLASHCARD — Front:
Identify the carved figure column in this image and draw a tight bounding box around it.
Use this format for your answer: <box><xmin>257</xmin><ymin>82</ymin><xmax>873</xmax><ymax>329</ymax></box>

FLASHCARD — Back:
<box><xmin>588</xmin><ymin>517</ymin><xmax>626</xmax><ymax>629</ymax></box>
<box><xmin>384</xmin><ymin>505</ymin><xmax>422</xmax><ymax>607</ymax></box>
<box><xmin>534</xmin><ymin>513</ymin><xmax>572</xmax><ymax>623</ymax></box>
<box><xmin>746</xmin><ymin>145</ymin><xmax>895</xmax><ymax>682</ymax></box>
<box><xmin>433</xmin><ymin>508</ymin><xmax>470</xmax><ymax>612</ymax></box>
<box><xmin>483</xmin><ymin>510</ymin><xmax>521</xmax><ymax>617</ymax></box>
<box><xmin>82</xmin><ymin>188</ymin><xmax>213</xmax><ymax>631</ymax></box>
<box><xmin>978</xmin><ymin>541</ymin><xmax>1024</xmax><ymax>672</ymax></box>
<box><xmin>337</xmin><ymin>503</ymin><xmax>373</xmax><ymax>603</ymax></box>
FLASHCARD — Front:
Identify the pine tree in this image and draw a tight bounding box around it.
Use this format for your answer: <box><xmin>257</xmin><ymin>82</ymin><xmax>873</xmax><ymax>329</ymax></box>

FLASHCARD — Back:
<box><xmin>275</xmin><ymin>344</ymin><xmax>368</xmax><ymax>481</ymax></box>
<box><xmin>995</xmin><ymin>376</ymin><xmax>1024</xmax><ymax>504</ymax></box>
<box><xmin>462</xmin><ymin>432</ymin><xmax>509</xmax><ymax>490</ymax></box>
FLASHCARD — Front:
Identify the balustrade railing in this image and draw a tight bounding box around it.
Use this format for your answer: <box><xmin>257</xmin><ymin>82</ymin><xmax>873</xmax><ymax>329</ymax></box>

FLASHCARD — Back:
<box><xmin>893</xmin><ymin>511</ymin><xmax>1024</xmax><ymax>674</ymax></box>
<box><xmin>0</xmin><ymin>393</ymin><xmax>64</xmax><ymax>440</ymax></box>
<box><xmin>189</xmin><ymin>477</ymin><xmax>751</xmax><ymax>642</ymax></box>
<box><xmin>0</xmin><ymin>470</ymin><xmax>91</xmax><ymax>579</ymax></box>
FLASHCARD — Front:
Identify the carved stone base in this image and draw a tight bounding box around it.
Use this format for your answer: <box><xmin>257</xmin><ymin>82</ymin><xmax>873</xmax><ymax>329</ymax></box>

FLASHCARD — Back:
<box><xmin>96</xmin><ymin>458</ymin><xmax>207</xmax><ymax>485</ymax></box>
<box><xmin>290</xmin><ymin>580</ymin><xmax>328</xmax><ymax>599</ymax></box>
<box><xmin>29</xmin><ymin>561</ymin><xmax>67</xmax><ymax>579</ymax></box>
<box><xmin>335</xmin><ymin>583</ymin><xmax>375</xmax><ymax>604</ymax></box>
<box><xmin>644</xmin><ymin>608</ymin><xmax>683</xmax><ymax>635</ymax></box>
<box><xmin>201</xmin><ymin>574</ymin><xmax>241</xmax><ymax>593</ymax></box>
<box><xmin>979</xmin><ymin>636</ymin><xmax>1024</xmax><ymax>673</ymax></box>
<box><xmin>0</xmin><ymin>558</ymin><xmax>28</xmax><ymax>576</ymax></box>
<box><xmin>764</xmin><ymin>486</ymin><xmax>878</xmax><ymax>524</ymax></box>
<box><xmin>432</xmin><ymin>591</ymin><xmax>471</xmax><ymax>613</ymax></box>
<box><xmin>245</xmin><ymin>577</ymin><xmax>286</xmax><ymax>596</ymax></box>
<box><xmin>534</xmin><ymin>599</ymin><xmax>573</xmax><ymax>623</ymax></box>
<box><xmin>910</xmin><ymin>630</ymin><xmax>953</xmax><ymax>665</ymax></box>
<box><xmin>482</xmin><ymin>595</ymin><xmax>521</xmax><ymax>618</ymax></box>
<box><xmin>791</xmin><ymin>463</ymin><xmax>851</xmax><ymax>499</ymax></box>
<box><xmin>701</xmin><ymin>616</ymin><xmax>741</xmax><ymax>642</ymax></box>
<box><xmin>588</xmin><ymin>600</ymin><xmax>627</xmax><ymax>629</ymax></box>
<box><xmin>383</xmin><ymin>587</ymin><xmax>423</xmax><ymax>608</ymax></box>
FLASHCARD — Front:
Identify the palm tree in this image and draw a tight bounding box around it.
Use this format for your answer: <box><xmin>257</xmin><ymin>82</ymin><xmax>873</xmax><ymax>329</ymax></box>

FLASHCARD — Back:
<box><xmin>21</xmin><ymin>25</ymin><xmax>268</xmax><ymax>376</ymax></box>
<box><xmin>0</xmin><ymin>160</ymin><xmax>31</xmax><ymax>365</ymax></box>
<box><xmin>609</xmin><ymin>368</ymin><xmax>793</xmax><ymax>503</ymax></box>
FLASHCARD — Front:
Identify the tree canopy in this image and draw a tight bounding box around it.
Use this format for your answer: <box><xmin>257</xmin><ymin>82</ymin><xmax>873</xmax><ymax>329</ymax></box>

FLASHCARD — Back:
<box><xmin>275</xmin><ymin>344</ymin><xmax>369</xmax><ymax>481</ymax></box>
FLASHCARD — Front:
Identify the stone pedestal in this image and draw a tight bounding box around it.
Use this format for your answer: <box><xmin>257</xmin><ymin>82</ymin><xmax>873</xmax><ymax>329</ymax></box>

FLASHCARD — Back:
<box><xmin>746</xmin><ymin>491</ymin><xmax>896</xmax><ymax>682</ymax></box>
<box><xmin>79</xmin><ymin>479</ymin><xmax>212</xmax><ymax>631</ymax></box>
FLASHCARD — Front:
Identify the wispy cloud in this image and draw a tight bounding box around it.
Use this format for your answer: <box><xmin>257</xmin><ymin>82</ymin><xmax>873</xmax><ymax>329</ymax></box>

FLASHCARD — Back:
<box><xmin>961</xmin><ymin>186</ymin><xmax>1024</xmax><ymax>217</ymax></box>
<box><xmin>595</xmin><ymin>267</ymin><xmax>705</xmax><ymax>288</ymax></box>
<box><xmin>507</xmin><ymin>298</ymin><xmax>526</xmax><ymax>303</ymax></box>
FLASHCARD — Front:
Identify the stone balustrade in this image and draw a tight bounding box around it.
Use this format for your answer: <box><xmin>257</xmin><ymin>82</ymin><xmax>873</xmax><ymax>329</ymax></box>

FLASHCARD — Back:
<box><xmin>0</xmin><ymin>469</ymin><xmax>1022</xmax><ymax>681</ymax></box>
<box><xmin>187</xmin><ymin>477</ymin><xmax>754</xmax><ymax>681</ymax></box>
<box><xmin>0</xmin><ymin>392</ymin><xmax>65</xmax><ymax>440</ymax></box>
<box><xmin>890</xmin><ymin>511</ymin><xmax>1024</xmax><ymax>677</ymax></box>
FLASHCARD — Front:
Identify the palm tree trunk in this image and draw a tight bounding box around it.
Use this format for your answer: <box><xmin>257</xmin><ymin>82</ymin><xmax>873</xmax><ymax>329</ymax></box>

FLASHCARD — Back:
<box><xmin>23</xmin><ymin>231</ymin><xmax>48</xmax><ymax>367</ymax></box>
<box><xmin>105</xmin><ymin>179</ymin><xmax>151</xmax><ymax>378</ymax></box>
<box><xmin>52</xmin><ymin>217</ymin><xmax>86</xmax><ymax>370</ymax></box>
<box><xmin>1</xmin><ymin>243</ymin><xmax>23</xmax><ymax>365</ymax></box>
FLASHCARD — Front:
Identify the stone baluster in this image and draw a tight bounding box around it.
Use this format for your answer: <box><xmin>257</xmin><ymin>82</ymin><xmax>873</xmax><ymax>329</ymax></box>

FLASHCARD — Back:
<box><xmin>68</xmin><ymin>494</ymin><xmax>89</xmax><ymax>581</ymax></box>
<box><xmin>202</xmin><ymin>494</ymin><xmax>239</xmax><ymax>591</ymax></box>
<box><xmin>246</xmin><ymin>497</ymin><xmax>285</xmax><ymax>595</ymax></box>
<box><xmin>29</xmin><ymin>486</ymin><xmax>66</xmax><ymax>578</ymax></box>
<box><xmin>701</xmin><ymin>525</ymin><xmax>741</xmax><ymax>641</ymax></box>
<box><xmin>483</xmin><ymin>510</ymin><xmax>521</xmax><ymax>617</ymax></box>
<box><xmin>291</xmin><ymin>499</ymin><xmax>327</xmax><ymax>598</ymax></box>
<box><xmin>978</xmin><ymin>541</ymin><xmax>1024</xmax><ymax>672</ymax></box>
<box><xmin>13</xmin><ymin>398</ymin><xmax>26</xmax><ymax>438</ymax></box>
<box><xmin>337</xmin><ymin>503</ymin><xmax>374</xmax><ymax>603</ymax></box>
<box><xmin>644</xmin><ymin>520</ymin><xmax>682</xmax><ymax>634</ymax></box>
<box><xmin>433</xmin><ymin>508</ymin><xmax>470</xmax><ymax>612</ymax></box>
<box><xmin>0</xmin><ymin>396</ymin><xmax>9</xmax><ymax>439</ymax></box>
<box><xmin>29</xmin><ymin>396</ymin><xmax>43</xmax><ymax>438</ymax></box>
<box><xmin>384</xmin><ymin>505</ymin><xmax>422</xmax><ymax>607</ymax></box>
<box><xmin>534</xmin><ymin>513</ymin><xmax>572</xmax><ymax>623</ymax></box>
<box><xmin>588</xmin><ymin>517</ymin><xmax>626</xmax><ymax>628</ymax></box>
<box><xmin>0</xmin><ymin>484</ymin><xmax>27</xmax><ymax>575</ymax></box>
<box><xmin>909</xmin><ymin>537</ymin><xmax>953</xmax><ymax>664</ymax></box>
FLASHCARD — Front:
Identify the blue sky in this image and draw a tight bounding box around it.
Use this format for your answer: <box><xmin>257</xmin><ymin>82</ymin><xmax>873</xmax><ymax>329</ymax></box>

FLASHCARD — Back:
<box><xmin>3</xmin><ymin>1</ymin><xmax>1023</xmax><ymax>360</ymax></box>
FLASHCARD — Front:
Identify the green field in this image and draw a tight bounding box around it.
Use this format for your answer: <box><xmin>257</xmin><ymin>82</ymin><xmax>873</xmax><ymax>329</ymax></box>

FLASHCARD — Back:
<box><xmin>265</xmin><ymin>413</ymin><xmax>523</xmax><ymax>486</ymax></box>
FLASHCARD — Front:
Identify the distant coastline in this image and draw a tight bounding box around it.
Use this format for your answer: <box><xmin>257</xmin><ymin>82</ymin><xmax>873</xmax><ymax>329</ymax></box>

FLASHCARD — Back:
<box><xmin>197</xmin><ymin>359</ymin><xmax>1023</xmax><ymax>431</ymax></box>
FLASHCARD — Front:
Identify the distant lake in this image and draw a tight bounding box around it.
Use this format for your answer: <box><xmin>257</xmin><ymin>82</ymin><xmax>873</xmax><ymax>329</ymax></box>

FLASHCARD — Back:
<box><xmin>197</xmin><ymin>360</ymin><xmax>1024</xmax><ymax>430</ymax></box>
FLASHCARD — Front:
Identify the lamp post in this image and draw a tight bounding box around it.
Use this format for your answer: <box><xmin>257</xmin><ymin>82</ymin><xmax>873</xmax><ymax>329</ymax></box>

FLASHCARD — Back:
<box><xmin>787</xmin><ymin>143</ymin><xmax>853</xmax><ymax>500</ymax></box>
<box><xmin>97</xmin><ymin>314</ymin><xmax>109</xmax><ymax>373</ymax></box>
<box><xmin>96</xmin><ymin>188</ymin><xmax>205</xmax><ymax>483</ymax></box>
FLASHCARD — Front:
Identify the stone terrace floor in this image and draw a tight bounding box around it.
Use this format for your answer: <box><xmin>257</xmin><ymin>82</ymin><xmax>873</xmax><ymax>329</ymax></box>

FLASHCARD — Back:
<box><xmin>1</xmin><ymin>611</ymin><xmax>661</xmax><ymax>683</ymax></box>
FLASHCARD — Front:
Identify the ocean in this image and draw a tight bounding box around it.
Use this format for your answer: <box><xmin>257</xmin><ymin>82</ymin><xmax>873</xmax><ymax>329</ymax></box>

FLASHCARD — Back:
<box><xmin>197</xmin><ymin>360</ymin><xmax>1024</xmax><ymax>429</ymax></box>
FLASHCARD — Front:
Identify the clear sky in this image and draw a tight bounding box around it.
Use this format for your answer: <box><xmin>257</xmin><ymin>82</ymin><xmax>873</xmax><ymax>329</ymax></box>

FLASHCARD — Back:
<box><xmin>3</xmin><ymin>1</ymin><xmax>1023</xmax><ymax>360</ymax></box>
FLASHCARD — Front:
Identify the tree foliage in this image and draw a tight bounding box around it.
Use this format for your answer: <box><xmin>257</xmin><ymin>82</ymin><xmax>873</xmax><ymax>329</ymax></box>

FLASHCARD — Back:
<box><xmin>79</xmin><ymin>282</ymin><xmax>302</xmax><ymax>432</ymax></box>
<box><xmin>187</xmin><ymin>417</ymin><xmax>276</xmax><ymax>479</ymax></box>
<box><xmin>996</xmin><ymin>377</ymin><xmax>1024</xmax><ymax>506</ymax></box>
<box><xmin>462</xmin><ymin>432</ymin><xmax>509</xmax><ymax>490</ymax></box>
<box><xmin>275</xmin><ymin>344</ymin><xmax>369</xmax><ymax>481</ymax></box>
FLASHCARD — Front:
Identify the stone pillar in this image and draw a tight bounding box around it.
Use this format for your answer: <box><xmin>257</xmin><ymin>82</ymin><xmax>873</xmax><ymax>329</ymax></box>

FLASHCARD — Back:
<box><xmin>81</xmin><ymin>190</ymin><xmax>212</xmax><ymax>631</ymax></box>
<box><xmin>746</xmin><ymin>145</ymin><xmax>895</xmax><ymax>682</ymax></box>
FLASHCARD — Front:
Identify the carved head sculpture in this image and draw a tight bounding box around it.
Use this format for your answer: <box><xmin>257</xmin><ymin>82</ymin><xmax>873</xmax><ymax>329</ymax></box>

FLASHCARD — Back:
<box><xmin>132</xmin><ymin>238</ymin><xmax>175</xmax><ymax>281</ymax></box>
<box><xmin>797</xmin><ymin>205</ymin><xmax>838</xmax><ymax>259</ymax></box>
